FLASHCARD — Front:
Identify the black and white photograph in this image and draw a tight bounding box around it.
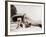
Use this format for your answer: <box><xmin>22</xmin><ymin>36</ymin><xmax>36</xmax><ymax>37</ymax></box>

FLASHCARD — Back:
<box><xmin>5</xmin><ymin>1</ymin><xmax>45</xmax><ymax>35</ymax></box>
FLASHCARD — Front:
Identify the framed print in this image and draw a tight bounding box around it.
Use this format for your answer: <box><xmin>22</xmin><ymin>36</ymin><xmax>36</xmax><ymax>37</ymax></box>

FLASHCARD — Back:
<box><xmin>5</xmin><ymin>1</ymin><xmax>45</xmax><ymax>36</ymax></box>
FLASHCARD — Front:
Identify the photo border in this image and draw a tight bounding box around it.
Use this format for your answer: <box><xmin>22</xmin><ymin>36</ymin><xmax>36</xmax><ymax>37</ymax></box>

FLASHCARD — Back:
<box><xmin>5</xmin><ymin>1</ymin><xmax>45</xmax><ymax>36</ymax></box>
